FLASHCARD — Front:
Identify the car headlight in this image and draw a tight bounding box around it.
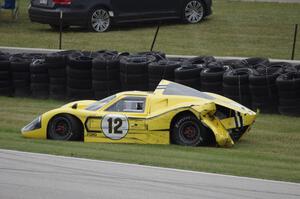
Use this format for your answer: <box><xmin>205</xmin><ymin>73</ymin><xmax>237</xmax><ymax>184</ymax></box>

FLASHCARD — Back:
<box><xmin>22</xmin><ymin>116</ymin><xmax>42</xmax><ymax>132</ymax></box>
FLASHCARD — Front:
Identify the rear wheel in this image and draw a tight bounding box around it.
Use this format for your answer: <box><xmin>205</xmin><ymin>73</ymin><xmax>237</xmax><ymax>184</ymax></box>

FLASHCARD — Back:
<box><xmin>48</xmin><ymin>114</ymin><xmax>83</xmax><ymax>141</ymax></box>
<box><xmin>182</xmin><ymin>0</ymin><xmax>205</xmax><ymax>24</ymax></box>
<box><xmin>171</xmin><ymin>114</ymin><xmax>211</xmax><ymax>146</ymax></box>
<box><xmin>88</xmin><ymin>8</ymin><xmax>111</xmax><ymax>32</ymax></box>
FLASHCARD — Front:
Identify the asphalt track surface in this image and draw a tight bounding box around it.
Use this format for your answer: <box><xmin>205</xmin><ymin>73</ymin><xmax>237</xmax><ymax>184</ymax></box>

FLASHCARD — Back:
<box><xmin>0</xmin><ymin>149</ymin><xmax>299</xmax><ymax>199</ymax></box>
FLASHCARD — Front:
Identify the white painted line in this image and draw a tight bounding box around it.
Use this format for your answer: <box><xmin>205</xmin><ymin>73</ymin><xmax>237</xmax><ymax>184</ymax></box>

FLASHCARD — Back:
<box><xmin>0</xmin><ymin>148</ymin><xmax>299</xmax><ymax>186</ymax></box>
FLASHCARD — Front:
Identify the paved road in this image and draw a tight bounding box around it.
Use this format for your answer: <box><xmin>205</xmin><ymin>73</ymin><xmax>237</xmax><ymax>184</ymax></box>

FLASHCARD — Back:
<box><xmin>0</xmin><ymin>149</ymin><xmax>299</xmax><ymax>199</ymax></box>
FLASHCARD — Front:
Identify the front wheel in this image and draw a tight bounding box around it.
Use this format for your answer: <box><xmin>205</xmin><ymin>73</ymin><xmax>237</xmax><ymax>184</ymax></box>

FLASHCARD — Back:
<box><xmin>182</xmin><ymin>0</ymin><xmax>205</xmax><ymax>24</ymax></box>
<box><xmin>88</xmin><ymin>8</ymin><xmax>111</xmax><ymax>32</ymax></box>
<box><xmin>48</xmin><ymin>114</ymin><xmax>83</xmax><ymax>141</ymax></box>
<box><xmin>171</xmin><ymin>115</ymin><xmax>211</xmax><ymax>146</ymax></box>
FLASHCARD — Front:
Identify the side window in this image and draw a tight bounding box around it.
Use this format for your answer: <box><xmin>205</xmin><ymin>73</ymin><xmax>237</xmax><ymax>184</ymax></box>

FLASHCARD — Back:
<box><xmin>106</xmin><ymin>97</ymin><xmax>146</xmax><ymax>113</ymax></box>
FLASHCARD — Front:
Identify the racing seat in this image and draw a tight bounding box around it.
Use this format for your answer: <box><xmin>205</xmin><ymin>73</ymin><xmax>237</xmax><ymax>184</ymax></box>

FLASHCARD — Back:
<box><xmin>0</xmin><ymin>0</ymin><xmax>19</xmax><ymax>20</ymax></box>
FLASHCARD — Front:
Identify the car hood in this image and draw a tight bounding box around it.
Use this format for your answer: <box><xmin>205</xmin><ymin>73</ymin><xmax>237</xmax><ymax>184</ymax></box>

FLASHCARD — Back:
<box><xmin>62</xmin><ymin>100</ymin><xmax>97</xmax><ymax>110</ymax></box>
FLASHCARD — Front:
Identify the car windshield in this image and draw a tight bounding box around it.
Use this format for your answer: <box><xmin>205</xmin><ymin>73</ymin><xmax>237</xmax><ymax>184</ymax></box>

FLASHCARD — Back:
<box><xmin>162</xmin><ymin>82</ymin><xmax>215</xmax><ymax>100</ymax></box>
<box><xmin>85</xmin><ymin>95</ymin><xmax>116</xmax><ymax>111</ymax></box>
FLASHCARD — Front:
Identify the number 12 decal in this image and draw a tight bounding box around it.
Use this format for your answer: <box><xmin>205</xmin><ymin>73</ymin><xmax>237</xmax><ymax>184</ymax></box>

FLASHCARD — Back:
<box><xmin>102</xmin><ymin>114</ymin><xmax>129</xmax><ymax>140</ymax></box>
<box><xmin>107</xmin><ymin>118</ymin><xmax>123</xmax><ymax>134</ymax></box>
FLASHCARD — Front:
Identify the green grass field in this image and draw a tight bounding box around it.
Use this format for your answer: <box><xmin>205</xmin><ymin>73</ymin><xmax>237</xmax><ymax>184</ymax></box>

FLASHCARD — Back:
<box><xmin>0</xmin><ymin>97</ymin><xmax>299</xmax><ymax>182</ymax></box>
<box><xmin>0</xmin><ymin>0</ymin><xmax>300</xmax><ymax>59</ymax></box>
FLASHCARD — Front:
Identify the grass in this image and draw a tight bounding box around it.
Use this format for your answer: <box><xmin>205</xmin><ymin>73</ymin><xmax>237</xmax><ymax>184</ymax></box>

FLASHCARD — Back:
<box><xmin>0</xmin><ymin>96</ymin><xmax>299</xmax><ymax>182</ymax></box>
<box><xmin>0</xmin><ymin>0</ymin><xmax>300</xmax><ymax>59</ymax></box>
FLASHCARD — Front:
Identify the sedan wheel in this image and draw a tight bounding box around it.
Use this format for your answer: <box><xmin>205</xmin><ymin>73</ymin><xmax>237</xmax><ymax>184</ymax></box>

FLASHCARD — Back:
<box><xmin>184</xmin><ymin>0</ymin><xmax>204</xmax><ymax>24</ymax></box>
<box><xmin>89</xmin><ymin>8</ymin><xmax>111</xmax><ymax>32</ymax></box>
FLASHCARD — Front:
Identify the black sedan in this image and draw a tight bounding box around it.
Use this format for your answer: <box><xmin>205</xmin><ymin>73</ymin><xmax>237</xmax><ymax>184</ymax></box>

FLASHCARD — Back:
<box><xmin>29</xmin><ymin>0</ymin><xmax>212</xmax><ymax>32</ymax></box>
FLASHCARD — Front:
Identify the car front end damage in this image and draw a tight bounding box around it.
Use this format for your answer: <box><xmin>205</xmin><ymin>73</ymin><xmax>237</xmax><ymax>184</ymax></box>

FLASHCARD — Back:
<box><xmin>193</xmin><ymin>103</ymin><xmax>256</xmax><ymax>147</ymax></box>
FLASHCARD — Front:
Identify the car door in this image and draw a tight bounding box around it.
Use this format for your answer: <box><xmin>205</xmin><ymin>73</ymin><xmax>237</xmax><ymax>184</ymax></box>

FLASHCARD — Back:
<box><xmin>111</xmin><ymin>0</ymin><xmax>180</xmax><ymax>20</ymax></box>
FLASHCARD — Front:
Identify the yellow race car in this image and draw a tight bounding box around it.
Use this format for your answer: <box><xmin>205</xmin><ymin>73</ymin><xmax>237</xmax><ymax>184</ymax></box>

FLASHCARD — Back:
<box><xmin>21</xmin><ymin>80</ymin><xmax>257</xmax><ymax>147</ymax></box>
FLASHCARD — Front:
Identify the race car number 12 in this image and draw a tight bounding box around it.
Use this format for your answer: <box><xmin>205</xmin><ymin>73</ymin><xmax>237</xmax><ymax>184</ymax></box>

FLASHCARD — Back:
<box><xmin>107</xmin><ymin>118</ymin><xmax>122</xmax><ymax>134</ymax></box>
<box><xmin>102</xmin><ymin>114</ymin><xmax>129</xmax><ymax>140</ymax></box>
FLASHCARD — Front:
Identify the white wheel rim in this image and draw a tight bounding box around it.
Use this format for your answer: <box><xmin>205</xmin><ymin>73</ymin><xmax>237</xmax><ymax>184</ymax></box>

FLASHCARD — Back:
<box><xmin>185</xmin><ymin>1</ymin><xmax>204</xmax><ymax>23</ymax></box>
<box><xmin>91</xmin><ymin>9</ymin><xmax>110</xmax><ymax>32</ymax></box>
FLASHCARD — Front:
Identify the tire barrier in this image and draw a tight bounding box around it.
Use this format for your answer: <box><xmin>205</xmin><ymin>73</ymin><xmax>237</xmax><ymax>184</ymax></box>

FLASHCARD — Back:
<box><xmin>30</xmin><ymin>59</ymin><xmax>49</xmax><ymax>99</ymax></box>
<box><xmin>67</xmin><ymin>52</ymin><xmax>95</xmax><ymax>100</ymax></box>
<box><xmin>200</xmin><ymin>62</ymin><xmax>229</xmax><ymax>95</ymax></box>
<box><xmin>0</xmin><ymin>50</ymin><xmax>299</xmax><ymax>116</ymax></box>
<box><xmin>120</xmin><ymin>55</ymin><xmax>156</xmax><ymax>91</ymax></box>
<box><xmin>249</xmin><ymin>63</ymin><xmax>285</xmax><ymax>113</ymax></box>
<box><xmin>223</xmin><ymin>68</ymin><xmax>254</xmax><ymax>107</ymax></box>
<box><xmin>148</xmin><ymin>60</ymin><xmax>181</xmax><ymax>91</ymax></box>
<box><xmin>46</xmin><ymin>51</ymin><xmax>68</xmax><ymax>100</ymax></box>
<box><xmin>10</xmin><ymin>56</ymin><xmax>31</xmax><ymax>97</ymax></box>
<box><xmin>276</xmin><ymin>72</ymin><xmax>300</xmax><ymax>117</ymax></box>
<box><xmin>0</xmin><ymin>54</ymin><xmax>12</xmax><ymax>96</ymax></box>
<box><xmin>92</xmin><ymin>51</ymin><xmax>123</xmax><ymax>99</ymax></box>
<box><xmin>175</xmin><ymin>64</ymin><xmax>202</xmax><ymax>90</ymax></box>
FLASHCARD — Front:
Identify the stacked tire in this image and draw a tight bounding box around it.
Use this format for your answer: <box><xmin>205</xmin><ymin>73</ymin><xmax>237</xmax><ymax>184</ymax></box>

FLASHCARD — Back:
<box><xmin>249</xmin><ymin>65</ymin><xmax>283</xmax><ymax>113</ymax></box>
<box><xmin>175</xmin><ymin>64</ymin><xmax>202</xmax><ymax>90</ymax></box>
<box><xmin>46</xmin><ymin>52</ymin><xmax>68</xmax><ymax>100</ymax></box>
<box><xmin>200</xmin><ymin>63</ymin><xmax>229</xmax><ymax>95</ymax></box>
<box><xmin>30</xmin><ymin>59</ymin><xmax>49</xmax><ymax>99</ymax></box>
<box><xmin>120</xmin><ymin>55</ymin><xmax>156</xmax><ymax>91</ymax></box>
<box><xmin>0</xmin><ymin>54</ymin><xmax>12</xmax><ymax>96</ymax></box>
<box><xmin>92</xmin><ymin>52</ymin><xmax>122</xmax><ymax>99</ymax></box>
<box><xmin>67</xmin><ymin>54</ymin><xmax>94</xmax><ymax>100</ymax></box>
<box><xmin>10</xmin><ymin>57</ymin><xmax>32</xmax><ymax>97</ymax></box>
<box><xmin>223</xmin><ymin>68</ymin><xmax>253</xmax><ymax>107</ymax></box>
<box><xmin>148</xmin><ymin>60</ymin><xmax>181</xmax><ymax>90</ymax></box>
<box><xmin>276</xmin><ymin>72</ymin><xmax>300</xmax><ymax>116</ymax></box>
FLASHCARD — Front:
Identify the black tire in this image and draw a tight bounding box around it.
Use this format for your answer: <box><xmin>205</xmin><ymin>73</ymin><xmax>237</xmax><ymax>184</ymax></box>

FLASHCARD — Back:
<box><xmin>276</xmin><ymin>72</ymin><xmax>300</xmax><ymax>91</ymax></box>
<box><xmin>174</xmin><ymin>78</ymin><xmax>200</xmax><ymax>90</ymax></box>
<box><xmin>48</xmin><ymin>68</ymin><xmax>66</xmax><ymax>78</ymax></box>
<box><xmin>242</xmin><ymin>57</ymin><xmax>269</xmax><ymax>68</ymax></box>
<box><xmin>30</xmin><ymin>59</ymin><xmax>49</xmax><ymax>74</ymax></box>
<box><xmin>92</xmin><ymin>80</ymin><xmax>120</xmax><ymax>91</ymax></box>
<box><xmin>10</xmin><ymin>58</ymin><xmax>31</xmax><ymax>72</ymax></box>
<box><xmin>31</xmin><ymin>83</ymin><xmax>49</xmax><ymax>91</ymax></box>
<box><xmin>249</xmin><ymin>84</ymin><xmax>278</xmax><ymax>97</ymax></box>
<box><xmin>31</xmin><ymin>74</ymin><xmax>49</xmax><ymax>83</ymax></box>
<box><xmin>88</xmin><ymin>8</ymin><xmax>111</xmax><ymax>32</ymax></box>
<box><xmin>0</xmin><ymin>87</ymin><xmax>13</xmax><ymax>96</ymax></box>
<box><xmin>92</xmin><ymin>68</ymin><xmax>119</xmax><ymax>81</ymax></box>
<box><xmin>200</xmin><ymin>66</ymin><xmax>228</xmax><ymax>82</ymax></box>
<box><xmin>67</xmin><ymin>78</ymin><xmax>92</xmax><ymax>89</ymax></box>
<box><xmin>278</xmin><ymin>106</ymin><xmax>300</xmax><ymax>117</ymax></box>
<box><xmin>120</xmin><ymin>73</ymin><xmax>148</xmax><ymax>84</ymax></box>
<box><xmin>0</xmin><ymin>71</ymin><xmax>11</xmax><ymax>80</ymax></box>
<box><xmin>182</xmin><ymin>0</ymin><xmax>205</xmax><ymax>24</ymax></box>
<box><xmin>223</xmin><ymin>84</ymin><xmax>250</xmax><ymax>96</ymax></box>
<box><xmin>67</xmin><ymin>88</ymin><xmax>94</xmax><ymax>100</ymax></box>
<box><xmin>12</xmin><ymin>72</ymin><xmax>30</xmax><ymax>80</ymax></box>
<box><xmin>13</xmin><ymin>79</ymin><xmax>30</xmax><ymax>88</ymax></box>
<box><xmin>120</xmin><ymin>55</ymin><xmax>156</xmax><ymax>74</ymax></box>
<box><xmin>0</xmin><ymin>58</ymin><xmax>10</xmax><ymax>71</ymax></box>
<box><xmin>223</xmin><ymin>68</ymin><xmax>253</xmax><ymax>85</ymax></box>
<box><xmin>48</xmin><ymin>114</ymin><xmax>83</xmax><ymax>141</ymax></box>
<box><xmin>148</xmin><ymin>60</ymin><xmax>181</xmax><ymax>79</ymax></box>
<box><xmin>174</xmin><ymin>64</ymin><xmax>202</xmax><ymax>79</ymax></box>
<box><xmin>67</xmin><ymin>67</ymin><xmax>91</xmax><ymax>79</ymax></box>
<box><xmin>171</xmin><ymin>114</ymin><xmax>211</xmax><ymax>146</ymax></box>
<box><xmin>50</xmin><ymin>77</ymin><xmax>67</xmax><ymax>85</ymax></box>
<box><xmin>68</xmin><ymin>56</ymin><xmax>93</xmax><ymax>70</ymax></box>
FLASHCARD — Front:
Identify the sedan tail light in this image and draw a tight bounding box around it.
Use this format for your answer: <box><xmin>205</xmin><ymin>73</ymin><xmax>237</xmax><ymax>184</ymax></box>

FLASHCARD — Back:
<box><xmin>53</xmin><ymin>0</ymin><xmax>72</xmax><ymax>5</ymax></box>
